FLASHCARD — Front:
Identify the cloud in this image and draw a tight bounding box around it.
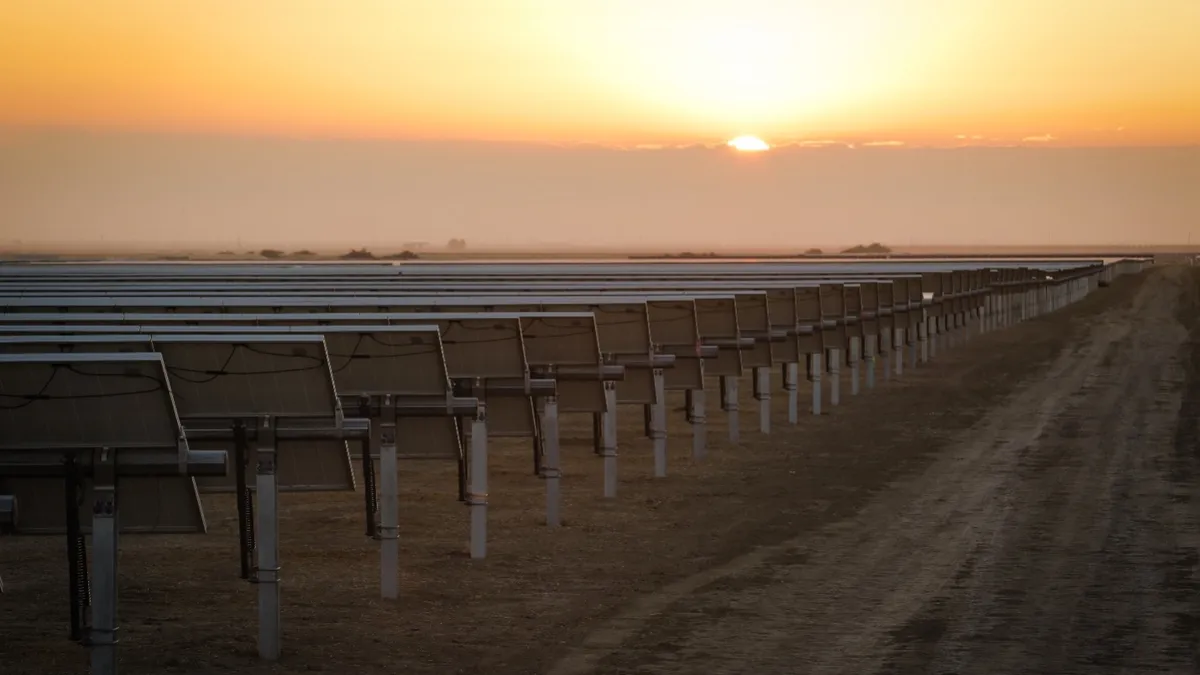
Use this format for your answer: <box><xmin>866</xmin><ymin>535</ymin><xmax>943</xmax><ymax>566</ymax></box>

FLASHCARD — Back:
<box><xmin>861</xmin><ymin>140</ymin><xmax>905</xmax><ymax>147</ymax></box>
<box><xmin>955</xmin><ymin>134</ymin><xmax>985</xmax><ymax>140</ymax></box>
<box><xmin>1021</xmin><ymin>134</ymin><xmax>1057</xmax><ymax>143</ymax></box>
<box><xmin>780</xmin><ymin>139</ymin><xmax>851</xmax><ymax>149</ymax></box>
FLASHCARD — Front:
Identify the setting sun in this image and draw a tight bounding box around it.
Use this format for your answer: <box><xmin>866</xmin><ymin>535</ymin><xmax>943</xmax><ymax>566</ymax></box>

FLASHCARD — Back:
<box><xmin>727</xmin><ymin>135</ymin><xmax>770</xmax><ymax>152</ymax></box>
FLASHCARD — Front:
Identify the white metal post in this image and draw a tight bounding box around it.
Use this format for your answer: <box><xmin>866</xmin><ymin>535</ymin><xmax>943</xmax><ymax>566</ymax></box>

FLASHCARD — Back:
<box><xmin>810</xmin><ymin>353</ymin><xmax>822</xmax><ymax>415</ymax></box>
<box><xmin>689</xmin><ymin>388</ymin><xmax>706</xmax><ymax>459</ymax></box>
<box><xmin>920</xmin><ymin>317</ymin><xmax>930</xmax><ymax>363</ymax></box>
<box><xmin>722</xmin><ymin>375</ymin><xmax>740</xmax><ymax>443</ymax></box>
<box><xmin>468</xmin><ymin>405</ymin><xmax>488</xmax><ymax>559</ymax></box>
<box><xmin>541</xmin><ymin>396</ymin><xmax>562</xmax><ymax>526</ymax></box>
<box><xmin>784</xmin><ymin>362</ymin><xmax>799</xmax><ymax>424</ymax></box>
<box><xmin>829</xmin><ymin>348</ymin><xmax>841</xmax><ymax>407</ymax></box>
<box><xmin>255</xmin><ymin>419</ymin><xmax>281</xmax><ymax>661</ymax></box>
<box><xmin>651</xmin><ymin>369</ymin><xmax>667</xmax><ymax>477</ymax></box>
<box><xmin>601</xmin><ymin>383</ymin><xmax>618</xmax><ymax>498</ymax></box>
<box><xmin>866</xmin><ymin>336</ymin><xmax>877</xmax><ymax>390</ymax></box>
<box><xmin>755</xmin><ymin>367</ymin><xmax>771</xmax><ymax>434</ymax></box>
<box><xmin>90</xmin><ymin>449</ymin><xmax>118</xmax><ymax>675</ymax></box>
<box><xmin>379</xmin><ymin>416</ymin><xmax>399</xmax><ymax>598</ymax></box>
<box><xmin>849</xmin><ymin>336</ymin><xmax>861</xmax><ymax>396</ymax></box>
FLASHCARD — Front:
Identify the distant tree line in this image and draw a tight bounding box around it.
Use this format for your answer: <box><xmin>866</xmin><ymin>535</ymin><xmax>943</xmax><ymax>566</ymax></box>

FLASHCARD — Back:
<box><xmin>840</xmin><ymin>242</ymin><xmax>891</xmax><ymax>254</ymax></box>
<box><xmin>340</xmin><ymin>247</ymin><xmax>419</xmax><ymax>260</ymax></box>
<box><xmin>250</xmin><ymin>247</ymin><xmax>421</xmax><ymax>261</ymax></box>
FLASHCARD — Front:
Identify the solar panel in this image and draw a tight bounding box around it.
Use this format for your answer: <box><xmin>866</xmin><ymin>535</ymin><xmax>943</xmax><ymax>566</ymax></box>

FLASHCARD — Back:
<box><xmin>0</xmin><ymin>300</ymin><xmax>690</xmax><ymax>435</ymax></box>
<box><xmin>516</xmin><ymin>312</ymin><xmax>606</xmax><ymax>413</ymax></box>
<box><xmin>0</xmin><ymin>258</ymin><xmax>1116</xmax><ymax>283</ymax></box>
<box><xmin>0</xmin><ymin>339</ymin><xmax>208</xmax><ymax>534</ymax></box>
<box><xmin>0</xmin><ymin>310</ymin><xmax>611</xmax><ymax>417</ymax></box>
<box><xmin>0</xmin><ymin>315</ymin><xmax>610</xmax><ymax>515</ymax></box>
<box><xmin>0</xmin><ymin>351</ymin><xmax>228</xmax><ymax>673</ymax></box>
<box><xmin>147</xmin><ymin>335</ymin><xmax>354</xmax><ymax>495</ymax></box>
<box><xmin>144</xmin><ymin>334</ymin><xmax>368</xmax><ymax>660</ymax></box>
<box><xmin>0</xmin><ymin>292</ymin><xmax>745</xmax><ymax>310</ymax></box>
<box><xmin>0</xmin><ymin>352</ymin><xmax>183</xmax><ymax>451</ymax></box>
<box><xmin>0</xmin><ymin>277</ymin><xmax>924</xmax><ymax>297</ymax></box>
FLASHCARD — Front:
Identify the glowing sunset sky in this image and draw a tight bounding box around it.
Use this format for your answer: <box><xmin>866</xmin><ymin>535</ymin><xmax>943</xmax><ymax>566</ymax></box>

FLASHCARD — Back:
<box><xmin>3</xmin><ymin>0</ymin><xmax>1198</xmax><ymax>146</ymax></box>
<box><xmin>2</xmin><ymin>1</ymin><xmax>1198</xmax><ymax>250</ymax></box>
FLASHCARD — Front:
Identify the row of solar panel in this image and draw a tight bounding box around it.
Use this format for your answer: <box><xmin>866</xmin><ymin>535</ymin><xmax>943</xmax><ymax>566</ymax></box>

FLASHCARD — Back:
<box><xmin>0</xmin><ymin>257</ymin><xmax>1150</xmax><ymax>673</ymax></box>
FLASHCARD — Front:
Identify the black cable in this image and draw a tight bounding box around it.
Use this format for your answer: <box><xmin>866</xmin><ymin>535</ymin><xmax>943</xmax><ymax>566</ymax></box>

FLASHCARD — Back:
<box><xmin>0</xmin><ymin>364</ymin><xmax>167</xmax><ymax>410</ymax></box>
<box><xmin>328</xmin><ymin>333</ymin><xmax>445</xmax><ymax>374</ymax></box>
<box><xmin>164</xmin><ymin>343</ymin><xmax>327</xmax><ymax>383</ymax></box>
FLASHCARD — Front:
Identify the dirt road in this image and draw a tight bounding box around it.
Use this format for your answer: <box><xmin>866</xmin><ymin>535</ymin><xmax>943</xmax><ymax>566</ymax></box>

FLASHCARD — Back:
<box><xmin>556</xmin><ymin>266</ymin><xmax>1200</xmax><ymax>675</ymax></box>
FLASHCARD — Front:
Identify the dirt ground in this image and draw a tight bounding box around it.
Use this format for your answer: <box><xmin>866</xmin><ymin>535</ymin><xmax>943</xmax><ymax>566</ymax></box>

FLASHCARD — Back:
<box><xmin>553</xmin><ymin>265</ymin><xmax>1200</xmax><ymax>675</ymax></box>
<box><xmin>2</xmin><ymin>266</ymin><xmax>1190</xmax><ymax>674</ymax></box>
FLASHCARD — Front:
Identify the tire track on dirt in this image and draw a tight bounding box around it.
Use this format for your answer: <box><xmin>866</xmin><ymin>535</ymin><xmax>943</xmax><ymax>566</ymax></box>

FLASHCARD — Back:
<box><xmin>884</xmin><ymin>266</ymin><xmax>1196</xmax><ymax>674</ymax></box>
<box><xmin>553</xmin><ymin>267</ymin><xmax>1199</xmax><ymax>675</ymax></box>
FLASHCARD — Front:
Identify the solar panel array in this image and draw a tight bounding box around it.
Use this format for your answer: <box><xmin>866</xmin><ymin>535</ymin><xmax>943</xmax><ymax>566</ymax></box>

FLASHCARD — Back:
<box><xmin>0</xmin><ymin>255</ymin><xmax>1149</xmax><ymax>673</ymax></box>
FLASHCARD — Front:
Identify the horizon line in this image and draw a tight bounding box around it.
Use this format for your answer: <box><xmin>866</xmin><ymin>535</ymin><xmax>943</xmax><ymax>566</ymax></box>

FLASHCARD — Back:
<box><xmin>3</xmin><ymin>122</ymin><xmax>1197</xmax><ymax>151</ymax></box>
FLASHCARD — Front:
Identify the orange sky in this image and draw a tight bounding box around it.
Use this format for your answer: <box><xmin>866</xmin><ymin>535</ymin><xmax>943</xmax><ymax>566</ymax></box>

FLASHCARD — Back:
<box><xmin>2</xmin><ymin>0</ymin><xmax>1199</xmax><ymax>146</ymax></box>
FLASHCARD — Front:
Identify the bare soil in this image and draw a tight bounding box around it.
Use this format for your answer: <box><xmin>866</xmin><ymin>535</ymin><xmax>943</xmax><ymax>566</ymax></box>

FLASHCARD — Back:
<box><xmin>556</xmin><ymin>265</ymin><xmax>1200</xmax><ymax>675</ymax></box>
<box><xmin>2</xmin><ymin>267</ymin><xmax>1188</xmax><ymax>675</ymax></box>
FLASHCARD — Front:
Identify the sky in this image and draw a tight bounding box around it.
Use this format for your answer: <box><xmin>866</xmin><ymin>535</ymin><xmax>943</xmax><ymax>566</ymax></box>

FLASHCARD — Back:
<box><xmin>2</xmin><ymin>1</ymin><xmax>1199</xmax><ymax>249</ymax></box>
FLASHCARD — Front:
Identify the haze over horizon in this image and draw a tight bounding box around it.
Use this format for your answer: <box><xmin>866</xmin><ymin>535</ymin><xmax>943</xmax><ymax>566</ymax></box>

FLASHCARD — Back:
<box><xmin>2</xmin><ymin>1</ymin><xmax>1198</xmax><ymax>249</ymax></box>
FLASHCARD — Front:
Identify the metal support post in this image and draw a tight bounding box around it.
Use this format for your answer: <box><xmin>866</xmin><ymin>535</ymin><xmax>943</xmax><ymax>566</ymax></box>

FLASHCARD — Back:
<box><xmin>783</xmin><ymin>362</ymin><xmax>799</xmax><ymax>424</ymax></box>
<box><xmin>688</xmin><ymin>388</ymin><xmax>706</xmax><ymax>459</ymax></box>
<box><xmin>866</xmin><ymin>337</ymin><xmax>877</xmax><ymax>390</ymax></box>
<box><xmin>255</xmin><ymin>417</ymin><xmax>281</xmax><ymax>661</ymax></box>
<box><xmin>468</xmin><ymin>404</ymin><xmax>488</xmax><ymax>559</ymax></box>
<box><xmin>829</xmin><ymin>348</ymin><xmax>841</xmax><ymax>407</ymax></box>
<box><xmin>540</xmin><ymin>395</ymin><xmax>561</xmax><ymax>526</ymax></box>
<box><xmin>754</xmin><ymin>367</ymin><xmax>771</xmax><ymax>434</ymax></box>
<box><xmin>378</xmin><ymin>408</ymin><xmax>399</xmax><ymax>598</ymax></box>
<box><xmin>810</xmin><ymin>353</ymin><xmax>823</xmax><ymax>415</ymax></box>
<box><xmin>721</xmin><ymin>375</ymin><xmax>740</xmax><ymax>443</ymax></box>
<box><xmin>601</xmin><ymin>383</ymin><xmax>618</xmax><ymax>498</ymax></box>
<box><xmin>89</xmin><ymin>449</ymin><xmax>118</xmax><ymax>675</ymax></box>
<box><xmin>651</xmin><ymin>369</ymin><xmax>667</xmax><ymax>477</ymax></box>
<box><xmin>850</xmin><ymin>337</ymin><xmax>861</xmax><ymax>396</ymax></box>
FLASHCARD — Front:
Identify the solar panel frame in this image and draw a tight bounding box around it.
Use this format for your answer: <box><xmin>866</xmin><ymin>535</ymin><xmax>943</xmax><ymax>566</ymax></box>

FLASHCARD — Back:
<box><xmin>0</xmin><ymin>350</ymin><xmax>218</xmax><ymax>538</ymax></box>
<box><xmin>0</xmin><ymin>351</ymin><xmax>186</xmax><ymax>453</ymax></box>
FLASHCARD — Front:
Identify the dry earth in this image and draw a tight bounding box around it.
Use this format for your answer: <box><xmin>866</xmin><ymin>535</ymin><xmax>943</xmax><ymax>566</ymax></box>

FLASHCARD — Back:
<box><xmin>556</xmin><ymin>265</ymin><xmax>1200</xmax><ymax>675</ymax></box>
<box><xmin>2</xmin><ymin>266</ymin><xmax>1192</xmax><ymax>674</ymax></box>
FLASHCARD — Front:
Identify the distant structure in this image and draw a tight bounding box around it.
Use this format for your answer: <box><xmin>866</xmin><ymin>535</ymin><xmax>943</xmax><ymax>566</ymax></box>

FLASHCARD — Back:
<box><xmin>446</xmin><ymin>238</ymin><xmax>468</xmax><ymax>251</ymax></box>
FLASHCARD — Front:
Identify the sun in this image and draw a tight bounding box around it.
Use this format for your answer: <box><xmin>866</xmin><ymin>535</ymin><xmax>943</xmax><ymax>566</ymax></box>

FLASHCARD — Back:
<box><xmin>727</xmin><ymin>135</ymin><xmax>770</xmax><ymax>152</ymax></box>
